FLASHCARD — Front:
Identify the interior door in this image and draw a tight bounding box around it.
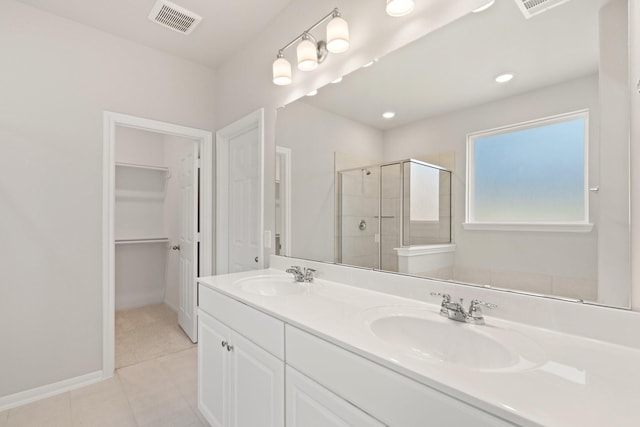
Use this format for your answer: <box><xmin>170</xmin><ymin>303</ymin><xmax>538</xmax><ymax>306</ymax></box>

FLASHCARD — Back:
<box><xmin>227</xmin><ymin>127</ymin><xmax>261</xmax><ymax>272</ymax></box>
<box><xmin>178</xmin><ymin>143</ymin><xmax>198</xmax><ymax>342</ymax></box>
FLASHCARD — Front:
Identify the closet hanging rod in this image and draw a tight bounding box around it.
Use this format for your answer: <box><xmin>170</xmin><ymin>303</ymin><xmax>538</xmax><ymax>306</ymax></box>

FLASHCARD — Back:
<box><xmin>115</xmin><ymin>238</ymin><xmax>170</xmax><ymax>245</ymax></box>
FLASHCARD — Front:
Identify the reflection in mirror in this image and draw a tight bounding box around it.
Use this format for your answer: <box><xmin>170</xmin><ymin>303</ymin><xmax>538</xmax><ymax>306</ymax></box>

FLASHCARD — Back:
<box><xmin>275</xmin><ymin>0</ymin><xmax>630</xmax><ymax>308</ymax></box>
<box><xmin>336</xmin><ymin>160</ymin><xmax>452</xmax><ymax>270</ymax></box>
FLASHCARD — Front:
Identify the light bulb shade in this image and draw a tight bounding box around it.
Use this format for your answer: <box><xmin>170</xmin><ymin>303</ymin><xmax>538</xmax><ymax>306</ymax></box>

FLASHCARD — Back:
<box><xmin>386</xmin><ymin>0</ymin><xmax>415</xmax><ymax>17</ymax></box>
<box><xmin>326</xmin><ymin>16</ymin><xmax>349</xmax><ymax>53</ymax></box>
<box><xmin>297</xmin><ymin>38</ymin><xmax>318</xmax><ymax>71</ymax></box>
<box><xmin>272</xmin><ymin>57</ymin><xmax>292</xmax><ymax>85</ymax></box>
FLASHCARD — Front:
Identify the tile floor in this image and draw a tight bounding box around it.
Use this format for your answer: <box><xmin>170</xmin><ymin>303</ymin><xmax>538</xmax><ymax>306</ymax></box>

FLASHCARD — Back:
<box><xmin>0</xmin><ymin>304</ymin><xmax>208</xmax><ymax>427</ymax></box>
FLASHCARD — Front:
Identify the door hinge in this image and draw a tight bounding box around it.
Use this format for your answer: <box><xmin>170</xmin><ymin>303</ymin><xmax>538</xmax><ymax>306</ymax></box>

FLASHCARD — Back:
<box><xmin>196</xmin><ymin>232</ymin><xmax>201</xmax><ymax>242</ymax></box>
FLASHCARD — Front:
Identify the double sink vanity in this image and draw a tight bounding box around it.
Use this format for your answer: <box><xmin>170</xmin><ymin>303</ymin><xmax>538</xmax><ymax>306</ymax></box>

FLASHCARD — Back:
<box><xmin>197</xmin><ymin>256</ymin><xmax>640</xmax><ymax>427</ymax></box>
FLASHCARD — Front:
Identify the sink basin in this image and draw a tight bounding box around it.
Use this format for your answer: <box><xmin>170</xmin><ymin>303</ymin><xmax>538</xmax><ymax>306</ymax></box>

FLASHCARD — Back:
<box><xmin>234</xmin><ymin>275</ymin><xmax>306</xmax><ymax>296</ymax></box>
<box><xmin>361</xmin><ymin>306</ymin><xmax>546</xmax><ymax>372</ymax></box>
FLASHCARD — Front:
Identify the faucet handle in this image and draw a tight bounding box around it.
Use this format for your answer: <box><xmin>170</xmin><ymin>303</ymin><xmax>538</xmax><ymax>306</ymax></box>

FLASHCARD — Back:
<box><xmin>467</xmin><ymin>299</ymin><xmax>497</xmax><ymax>324</ymax></box>
<box><xmin>303</xmin><ymin>268</ymin><xmax>316</xmax><ymax>282</ymax></box>
<box><xmin>470</xmin><ymin>299</ymin><xmax>497</xmax><ymax>310</ymax></box>
<box><xmin>430</xmin><ymin>292</ymin><xmax>451</xmax><ymax>303</ymax></box>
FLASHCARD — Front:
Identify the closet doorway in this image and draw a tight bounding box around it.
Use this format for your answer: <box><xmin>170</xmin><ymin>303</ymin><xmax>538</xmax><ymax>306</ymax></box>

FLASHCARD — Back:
<box><xmin>103</xmin><ymin>112</ymin><xmax>213</xmax><ymax>377</ymax></box>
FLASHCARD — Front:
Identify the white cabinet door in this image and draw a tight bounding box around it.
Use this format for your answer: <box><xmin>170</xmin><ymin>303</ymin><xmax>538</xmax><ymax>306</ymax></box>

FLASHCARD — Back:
<box><xmin>198</xmin><ymin>312</ymin><xmax>231</xmax><ymax>427</ymax></box>
<box><xmin>286</xmin><ymin>367</ymin><xmax>384</xmax><ymax>427</ymax></box>
<box><xmin>230</xmin><ymin>331</ymin><xmax>284</xmax><ymax>427</ymax></box>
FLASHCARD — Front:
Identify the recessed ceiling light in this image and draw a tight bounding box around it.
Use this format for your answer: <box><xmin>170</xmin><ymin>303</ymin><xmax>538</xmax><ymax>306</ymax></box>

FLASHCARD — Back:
<box><xmin>331</xmin><ymin>77</ymin><xmax>343</xmax><ymax>84</ymax></box>
<box><xmin>306</xmin><ymin>89</ymin><xmax>318</xmax><ymax>96</ymax></box>
<box><xmin>495</xmin><ymin>73</ymin><xmax>514</xmax><ymax>83</ymax></box>
<box><xmin>382</xmin><ymin>111</ymin><xmax>396</xmax><ymax>119</ymax></box>
<box><xmin>472</xmin><ymin>0</ymin><xmax>496</xmax><ymax>13</ymax></box>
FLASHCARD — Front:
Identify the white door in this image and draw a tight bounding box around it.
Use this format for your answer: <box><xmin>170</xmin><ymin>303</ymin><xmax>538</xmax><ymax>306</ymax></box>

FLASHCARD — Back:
<box><xmin>216</xmin><ymin>109</ymin><xmax>264</xmax><ymax>274</ymax></box>
<box><xmin>228</xmin><ymin>128</ymin><xmax>260</xmax><ymax>272</ymax></box>
<box><xmin>285</xmin><ymin>367</ymin><xmax>384</xmax><ymax>427</ymax></box>
<box><xmin>178</xmin><ymin>144</ymin><xmax>198</xmax><ymax>342</ymax></box>
<box><xmin>230</xmin><ymin>331</ymin><xmax>284</xmax><ymax>427</ymax></box>
<box><xmin>198</xmin><ymin>312</ymin><xmax>230</xmax><ymax>427</ymax></box>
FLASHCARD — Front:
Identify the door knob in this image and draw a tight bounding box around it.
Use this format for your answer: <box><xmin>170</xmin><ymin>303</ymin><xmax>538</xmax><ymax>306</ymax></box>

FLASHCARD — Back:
<box><xmin>172</xmin><ymin>245</ymin><xmax>181</xmax><ymax>251</ymax></box>
<box><xmin>254</xmin><ymin>256</ymin><xmax>259</xmax><ymax>263</ymax></box>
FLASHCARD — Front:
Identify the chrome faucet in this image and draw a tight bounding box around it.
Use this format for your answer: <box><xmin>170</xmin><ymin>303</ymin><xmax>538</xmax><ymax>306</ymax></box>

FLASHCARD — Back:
<box><xmin>286</xmin><ymin>266</ymin><xmax>315</xmax><ymax>283</ymax></box>
<box><xmin>430</xmin><ymin>292</ymin><xmax>496</xmax><ymax>325</ymax></box>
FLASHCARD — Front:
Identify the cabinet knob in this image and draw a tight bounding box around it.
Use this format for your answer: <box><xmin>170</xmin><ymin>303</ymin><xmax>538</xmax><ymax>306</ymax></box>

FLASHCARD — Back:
<box><xmin>221</xmin><ymin>340</ymin><xmax>227</xmax><ymax>348</ymax></box>
<box><xmin>226</xmin><ymin>343</ymin><xmax>234</xmax><ymax>352</ymax></box>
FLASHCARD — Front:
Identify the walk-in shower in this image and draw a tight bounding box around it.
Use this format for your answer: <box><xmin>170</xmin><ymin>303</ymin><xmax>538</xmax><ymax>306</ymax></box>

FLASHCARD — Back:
<box><xmin>336</xmin><ymin>159</ymin><xmax>452</xmax><ymax>271</ymax></box>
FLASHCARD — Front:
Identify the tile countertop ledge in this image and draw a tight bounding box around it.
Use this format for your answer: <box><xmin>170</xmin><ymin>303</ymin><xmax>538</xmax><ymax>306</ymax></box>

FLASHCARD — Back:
<box><xmin>198</xmin><ymin>268</ymin><xmax>640</xmax><ymax>427</ymax></box>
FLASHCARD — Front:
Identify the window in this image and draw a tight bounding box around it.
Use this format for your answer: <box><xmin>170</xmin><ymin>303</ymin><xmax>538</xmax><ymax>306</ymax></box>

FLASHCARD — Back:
<box><xmin>465</xmin><ymin>110</ymin><xmax>591</xmax><ymax>232</ymax></box>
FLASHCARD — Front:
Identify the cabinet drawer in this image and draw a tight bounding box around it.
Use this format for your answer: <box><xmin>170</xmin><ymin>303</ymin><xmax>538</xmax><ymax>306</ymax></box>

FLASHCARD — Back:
<box><xmin>199</xmin><ymin>284</ymin><xmax>285</xmax><ymax>359</ymax></box>
<box><xmin>285</xmin><ymin>326</ymin><xmax>517</xmax><ymax>427</ymax></box>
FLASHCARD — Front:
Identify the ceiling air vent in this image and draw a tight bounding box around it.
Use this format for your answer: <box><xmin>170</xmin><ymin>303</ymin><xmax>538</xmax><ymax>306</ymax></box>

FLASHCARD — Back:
<box><xmin>514</xmin><ymin>0</ymin><xmax>571</xmax><ymax>19</ymax></box>
<box><xmin>148</xmin><ymin>0</ymin><xmax>202</xmax><ymax>35</ymax></box>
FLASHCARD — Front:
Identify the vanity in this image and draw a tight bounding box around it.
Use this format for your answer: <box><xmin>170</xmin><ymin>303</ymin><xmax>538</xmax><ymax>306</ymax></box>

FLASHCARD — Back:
<box><xmin>197</xmin><ymin>257</ymin><xmax>640</xmax><ymax>427</ymax></box>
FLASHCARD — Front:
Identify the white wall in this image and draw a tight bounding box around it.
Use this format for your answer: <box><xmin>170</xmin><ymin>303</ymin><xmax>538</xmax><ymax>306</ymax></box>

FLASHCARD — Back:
<box><xmin>0</xmin><ymin>0</ymin><xmax>215</xmax><ymax>400</ymax></box>
<box><xmin>631</xmin><ymin>0</ymin><xmax>640</xmax><ymax>311</ymax></box>
<box><xmin>383</xmin><ymin>75</ymin><xmax>600</xmax><ymax>300</ymax></box>
<box><xmin>598</xmin><ymin>0</ymin><xmax>631</xmax><ymax>306</ymax></box>
<box><xmin>275</xmin><ymin>101</ymin><xmax>383</xmax><ymax>263</ymax></box>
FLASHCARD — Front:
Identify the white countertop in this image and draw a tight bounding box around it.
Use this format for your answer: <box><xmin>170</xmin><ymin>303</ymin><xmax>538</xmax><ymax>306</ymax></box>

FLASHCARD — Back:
<box><xmin>198</xmin><ymin>268</ymin><xmax>640</xmax><ymax>427</ymax></box>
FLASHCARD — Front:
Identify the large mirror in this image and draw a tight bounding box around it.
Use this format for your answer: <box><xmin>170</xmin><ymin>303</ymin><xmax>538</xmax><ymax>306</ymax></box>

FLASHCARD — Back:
<box><xmin>275</xmin><ymin>0</ymin><xmax>631</xmax><ymax>308</ymax></box>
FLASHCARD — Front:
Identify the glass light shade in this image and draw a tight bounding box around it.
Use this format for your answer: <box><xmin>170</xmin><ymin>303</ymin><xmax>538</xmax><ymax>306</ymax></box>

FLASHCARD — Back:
<box><xmin>297</xmin><ymin>38</ymin><xmax>318</xmax><ymax>71</ymax></box>
<box><xmin>326</xmin><ymin>16</ymin><xmax>349</xmax><ymax>53</ymax></box>
<box><xmin>272</xmin><ymin>57</ymin><xmax>292</xmax><ymax>85</ymax></box>
<box><xmin>386</xmin><ymin>0</ymin><xmax>415</xmax><ymax>17</ymax></box>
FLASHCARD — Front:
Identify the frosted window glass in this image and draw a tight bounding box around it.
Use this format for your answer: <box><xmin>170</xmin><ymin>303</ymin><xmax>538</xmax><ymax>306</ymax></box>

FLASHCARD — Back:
<box><xmin>472</xmin><ymin>117</ymin><xmax>585</xmax><ymax>222</ymax></box>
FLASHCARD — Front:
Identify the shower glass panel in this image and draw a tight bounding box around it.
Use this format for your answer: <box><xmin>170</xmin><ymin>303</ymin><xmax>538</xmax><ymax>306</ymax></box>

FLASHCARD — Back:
<box><xmin>337</xmin><ymin>167</ymin><xmax>380</xmax><ymax>269</ymax></box>
<box><xmin>380</xmin><ymin>163</ymin><xmax>402</xmax><ymax>271</ymax></box>
<box><xmin>402</xmin><ymin>161</ymin><xmax>452</xmax><ymax>245</ymax></box>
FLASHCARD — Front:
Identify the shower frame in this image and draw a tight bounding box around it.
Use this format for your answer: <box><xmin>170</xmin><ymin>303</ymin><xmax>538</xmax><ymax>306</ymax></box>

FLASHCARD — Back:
<box><xmin>336</xmin><ymin>158</ymin><xmax>452</xmax><ymax>270</ymax></box>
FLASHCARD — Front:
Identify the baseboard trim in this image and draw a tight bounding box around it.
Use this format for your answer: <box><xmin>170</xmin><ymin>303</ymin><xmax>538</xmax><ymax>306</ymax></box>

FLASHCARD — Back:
<box><xmin>0</xmin><ymin>371</ymin><xmax>104</xmax><ymax>412</ymax></box>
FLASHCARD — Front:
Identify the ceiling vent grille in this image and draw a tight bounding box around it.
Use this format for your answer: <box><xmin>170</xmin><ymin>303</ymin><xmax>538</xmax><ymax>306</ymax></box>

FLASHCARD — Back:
<box><xmin>148</xmin><ymin>0</ymin><xmax>202</xmax><ymax>35</ymax></box>
<box><xmin>514</xmin><ymin>0</ymin><xmax>571</xmax><ymax>19</ymax></box>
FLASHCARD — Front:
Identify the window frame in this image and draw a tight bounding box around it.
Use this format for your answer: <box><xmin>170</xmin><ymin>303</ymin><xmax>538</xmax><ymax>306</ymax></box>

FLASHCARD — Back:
<box><xmin>465</xmin><ymin>110</ymin><xmax>593</xmax><ymax>232</ymax></box>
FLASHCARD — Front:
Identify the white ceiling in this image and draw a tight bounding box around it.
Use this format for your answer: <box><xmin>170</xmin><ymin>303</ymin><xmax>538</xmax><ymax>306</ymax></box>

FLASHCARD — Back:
<box><xmin>301</xmin><ymin>0</ymin><xmax>608</xmax><ymax>130</ymax></box>
<box><xmin>17</xmin><ymin>0</ymin><xmax>295</xmax><ymax>68</ymax></box>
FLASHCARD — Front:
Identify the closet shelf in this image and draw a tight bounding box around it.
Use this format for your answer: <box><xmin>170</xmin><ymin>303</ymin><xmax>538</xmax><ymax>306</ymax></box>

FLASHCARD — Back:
<box><xmin>115</xmin><ymin>162</ymin><xmax>170</xmax><ymax>174</ymax></box>
<box><xmin>115</xmin><ymin>162</ymin><xmax>171</xmax><ymax>199</ymax></box>
<box><xmin>115</xmin><ymin>237</ymin><xmax>170</xmax><ymax>245</ymax></box>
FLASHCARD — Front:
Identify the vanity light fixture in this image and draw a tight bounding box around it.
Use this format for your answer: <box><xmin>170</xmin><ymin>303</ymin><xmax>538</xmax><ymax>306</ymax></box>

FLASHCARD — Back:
<box><xmin>363</xmin><ymin>60</ymin><xmax>375</xmax><ymax>68</ymax></box>
<box><xmin>306</xmin><ymin>89</ymin><xmax>318</xmax><ymax>96</ymax></box>
<box><xmin>472</xmin><ymin>0</ymin><xmax>496</xmax><ymax>13</ymax></box>
<box><xmin>272</xmin><ymin>8</ymin><xmax>349</xmax><ymax>85</ymax></box>
<box><xmin>495</xmin><ymin>73</ymin><xmax>514</xmax><ymax>83</ymax></box>
<box><xmin>382</xmin><ymin>111</ymin><xmax>396</xmax><ymax>119</ymax></box>
<box><xmin>331</xmin><ymin>76</ymin><xmax>343</xmax><ymax>84</ymax></box>
<box><xmin>386</xmin><ymin>0</ymin><xmax>415</xmax><ymax>17</ymax></box>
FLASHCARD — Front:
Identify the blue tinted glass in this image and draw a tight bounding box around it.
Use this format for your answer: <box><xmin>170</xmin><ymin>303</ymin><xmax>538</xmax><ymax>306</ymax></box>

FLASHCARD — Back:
<box><xmin>473</xmin><ymin>117</ymin><xmax>585</xmax><ymax>222</ymax></box>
